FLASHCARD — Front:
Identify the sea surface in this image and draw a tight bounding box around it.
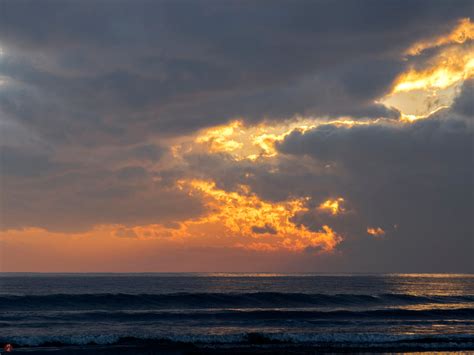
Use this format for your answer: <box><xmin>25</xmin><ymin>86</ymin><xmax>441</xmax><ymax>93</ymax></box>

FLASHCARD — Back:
<box><xmin>0</xmin><ymin>273</ymin><xmax>473</xmax><ymax>353</ymax></box>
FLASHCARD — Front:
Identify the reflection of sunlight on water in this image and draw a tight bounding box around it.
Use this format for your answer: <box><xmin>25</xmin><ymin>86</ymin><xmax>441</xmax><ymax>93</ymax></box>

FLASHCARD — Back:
<box><xmin>391</xmin><ymin>319</ymin><xmax>474</xmax><ymax>338</ymax></box>
<box><xmin>197</xmin><ymin>272</ymin><xmax>304</xmax><ymax>277</ymax></box>
<box><xmin>382</xmin><ymin>274</ymin><xmax>474</xmax><ymax>297</ymax></box>
<box><xmin>196</xmin><ymin>273</ymin><xmax>474</xmax><ymax>278</ymax></box>
<box><xmin>387</xmin><ymin>274</ymin><xmax>474</xmax><ymax>278</ymax></box>
<box><xmin>395</xmin><ymin>303</ymin><xmax>474</xmax><ymax>311</ymax></box>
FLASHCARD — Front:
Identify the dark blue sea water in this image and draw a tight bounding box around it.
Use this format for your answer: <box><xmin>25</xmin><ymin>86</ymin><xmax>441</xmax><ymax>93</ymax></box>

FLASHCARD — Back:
<box><xmin>1</xmin><ymin>273</ymin><xmax>473</xmax><ymax>352</ymax></box>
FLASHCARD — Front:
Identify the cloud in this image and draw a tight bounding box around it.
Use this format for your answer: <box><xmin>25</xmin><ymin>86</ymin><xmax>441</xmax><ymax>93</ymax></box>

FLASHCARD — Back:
<box><xmin>276</xmin><ymin>107</ymin><xmax>473</xmax><ymax>271</ymax></box>
<box><xmin>0</xmin><ymin>160</ymin><xmax>205</xmax><ymax>232</ymax></box>
<box><xmin>0</xmin><ymin>1</ymin><xmax>472</xmax><ymax>271</ymax></box>
<box><xmin>115</xmin><ymin>227</ymin><xmax>138</xmax><ymax>238</ymax></box>
<box><xmin>116</xmin><ymin>166</ymin><xmax>149</xmax><ymax>181</ymax></box>
<box><xmin>452</xmin><ymin>79</ymin><xmax>474</xmax><ymax>117</ymax></box>
<box><xmin>0</xmin><ymin>0</ymin><xmax>471</xmax><ymax>145</ymax></box>
<box><xmin>0</xmin><ymin>145</ymin><xmax>59</xmax><ymax>177</ymax></box>
<box><xmin>367</xmin><ymin>227</ymin><xmax>385</xmax><ymax>237</ymax></box>
<box><xmin>128</xmin><ymin>144</ymin><xmax>166</xmax><ymax>162</ymax></box>
<box><xmin>251</xmin><ymin>224</ymin><xmax>278</xmax><ymax>235</ymax></box>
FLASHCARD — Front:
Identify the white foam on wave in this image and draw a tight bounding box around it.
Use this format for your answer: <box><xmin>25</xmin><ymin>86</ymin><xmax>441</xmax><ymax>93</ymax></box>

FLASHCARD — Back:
<box><xmin>3</xmin><ymin>334</ymin><xmax>121</xmax><ymax>346</ymax></box>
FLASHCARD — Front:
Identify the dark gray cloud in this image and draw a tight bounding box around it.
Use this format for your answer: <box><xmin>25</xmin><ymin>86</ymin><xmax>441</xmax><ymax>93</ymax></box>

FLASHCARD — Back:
<box><xmin>0</xmin><ymin>0</ymin><xmax>470</xmax><ymax>144</ymax></box>
<box><xmin>276</xmin><ymin>111</ymin><xmax>473</xmax><ymax>272</ymax></box>
<box><xmin>128</xmin><ymin>144</ymin><xmax>166</xmax><ymax>162</ymax></box>
<box><xmin>251</xmin><ymin>224</ymin><xmax>278</xmax><ymax>235</ymax></box>
<box><xmin>0</xmin><ymin>145</ymin><xmax>59</xmax><ymax>177</ymax></box>
<box><xmin>452</xmin><ymin>79</ymin><xmax>474</xmax><ymax>118</ymax></box>
<box><xmin>182</xmin><ymin>152</ymin><xmax>341</xmax><ymax>203</ymax></box>
<box><xmin>0</xmin><ymin>160</ymin><xmax>205</xmax><ymax>232</ymax></box>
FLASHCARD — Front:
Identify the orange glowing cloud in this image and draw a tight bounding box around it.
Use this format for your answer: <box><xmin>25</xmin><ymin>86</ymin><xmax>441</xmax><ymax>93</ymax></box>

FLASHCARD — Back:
<box><xmin>392</xmin><ymin>46</ymin><xmax>474</xmax><ymax>94</ymax></box>
<box><xmin>194</xmin><ymin>119</ymin><xmax>317</xmax><ymax>160</ymax></box>
<box><xmin>318</xmin><ymin>198</ymin><xmax>345</xmax><ymax>216</ymax></box>
<box><xmin>236</xmin><ymin>242</ymin><xmax>280</xmax><ymax>252</ymax></box>
<box><xmin>193</xmin><ymin>119</ymin><xmax>382</xmax><ymax>162</ymax></box>
<box><xmin>68</xmin><ymin>179</ymin><xmax>343</xmax><ymax>253</ymax></box>
<box><xmin>176</xmin><ymin>179</ymin><xmax>343</xmax><ymax>252</ymax></box>
<box><xmin>381</xmin><ymin>18</ymin><xmax>474</xmax><ymax>120</ymax></box>
<box><xmin>405</xmin><ymin>18</ymin><xmax>474</xmax><ymax>56</ymax></box>
<box><xmin>0</xmin><ymin>179</ymin><xmax>343</xmax><ymax>271</ymax></box>
<box><xmin>367</xmin><ymin>227</ymin><xmax>385</xmax><ymax>237</ymax></box>
<box><xmin>195</xmin><ymin>121</ymin><xmax>244</xmax><ymax>153</ymax></box>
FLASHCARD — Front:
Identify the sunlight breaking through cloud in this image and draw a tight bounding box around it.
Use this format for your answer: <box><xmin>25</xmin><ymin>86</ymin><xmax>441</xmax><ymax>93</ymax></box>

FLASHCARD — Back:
<box><xmin>318</xmin><ymin>198</ymin><xmax>345</xmax><ymax>216</ymax></box>
<box><xmin>177</xmin><ymin>179</ymin><xmax>343</xmax><ymax>252</ymax></box>
<box><xmin>405</xmin><ymin>18</ymin><xmax>474</xmax><ymax>56</ymax></box>
<box><xmin>381</xmin><ymin>18</ymin><xmax>473</xmax><ymax>120</ymax></box>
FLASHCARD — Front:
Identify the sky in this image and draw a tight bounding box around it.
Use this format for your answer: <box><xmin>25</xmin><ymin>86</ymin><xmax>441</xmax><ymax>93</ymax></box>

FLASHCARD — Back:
<box><xmin>0</xmin><ymin>0</ymin><xmax>473</xmax><ymax>272</ymax></box>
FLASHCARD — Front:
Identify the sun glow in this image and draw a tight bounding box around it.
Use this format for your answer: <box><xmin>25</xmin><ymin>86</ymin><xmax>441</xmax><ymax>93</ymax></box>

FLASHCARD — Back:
<box><xmin>381</xmin><ymin>18</ymin><xmax>474</xmax><ymax>120</ymax></box>
<box><xmin>392</xmin><ymin>46</ymin><xmax>474</xmax><ymax>94</ymax></box>
<box><xmin>399</xmin><ymin>105</ymin><xmax>451</xmax><ymax>122</ymax></box>
<box><xmin>194</xmin><ymin>118</ymin><xmax>382</xmax><ymax>162</ymax></box>
<box><xmin>194</xmin><ymin>119</ymin><xmax>317</xmax><ymax>160</ymax></box>
<box><xmin>195</xmin><ymin>121</ymin><xmax>244</xmax><ymax>153</ymax></box>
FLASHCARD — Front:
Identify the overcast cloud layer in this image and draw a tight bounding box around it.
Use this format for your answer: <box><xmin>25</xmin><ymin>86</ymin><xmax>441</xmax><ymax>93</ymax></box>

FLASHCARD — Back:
<box><xmin>0</xmin><ymin>0</ymin><xmax>472</xmax><ymax>272</ymax></box>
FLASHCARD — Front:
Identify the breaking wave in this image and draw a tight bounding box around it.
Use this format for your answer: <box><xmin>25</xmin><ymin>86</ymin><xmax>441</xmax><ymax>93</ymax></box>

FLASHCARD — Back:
<box><xmin>1</xmin><ymin>292</ymin><xmax>473</xmax><ymax>310</ymax></box>
<box><xmin>3</xmin><ymin>332</ymin><xmax>474</xmax><ymax>349</ymax></box>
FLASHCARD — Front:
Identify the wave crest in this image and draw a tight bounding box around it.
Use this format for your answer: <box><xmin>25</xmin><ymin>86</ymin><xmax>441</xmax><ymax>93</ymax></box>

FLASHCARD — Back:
<box><xmin>1</xmin><ymin>292</ymin><xmax>473</xmax><ymax>310</ymax></box>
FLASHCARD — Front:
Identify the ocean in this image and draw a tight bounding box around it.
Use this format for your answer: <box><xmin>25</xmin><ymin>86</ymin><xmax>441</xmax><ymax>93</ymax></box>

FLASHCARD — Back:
<box><xmin>0</xmin><ymin>273</ymin><xmax>473</xmax><ymax>354</ymax></box>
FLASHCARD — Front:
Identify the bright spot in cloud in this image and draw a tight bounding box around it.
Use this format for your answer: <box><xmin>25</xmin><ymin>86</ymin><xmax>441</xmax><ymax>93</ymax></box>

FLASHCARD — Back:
<box><xmin>405</xmin><ymin>18</ymin><xmax>474</xmax><ymax>56</ymax></box>
<box><xmin>392</xmin><ymin>46</ymin><xmax>473</xmax><ymax>94</ymax></box>
<box><xmin>318</xmin><ymin>198</ymin><xmax>345</xmax><ymax>216</ymax></box>
<box><xmin>194</xmin><ymin>119</ymin><xmax>317</xmax><ymax>160</ymax></box>
<box><xmin>193</xmin><ymin>118</ymin><xmax>382</xmax><ymax>162</ymax></box>
<box><xmin>195</xmin><ymin>121</ymin><xmax>244</xmax><ymax>153</ymax></box>
<box><xmin>172</xmin><ymin>179</ymin><xmax>342</xmax><ymax>252</ymax></box>
<box><xmin>381</xmin><ymin>18</ymin><xmax>474</xmax><ymax>120</ymax></box>
<box><xmin>367</xmin><ymin>227</ymin><xmax>385</xmax><ymax>237</ymax></box>
<box><xmin>101</xmin><ymin>179</ymin><xmax>342</xmax><ymax>253</ymax></box>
